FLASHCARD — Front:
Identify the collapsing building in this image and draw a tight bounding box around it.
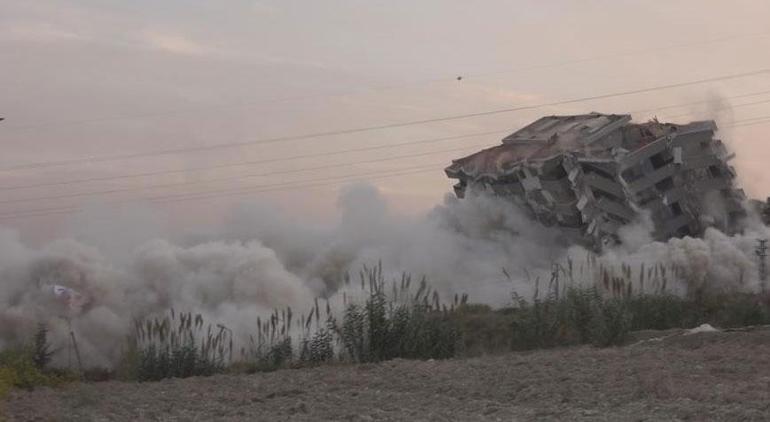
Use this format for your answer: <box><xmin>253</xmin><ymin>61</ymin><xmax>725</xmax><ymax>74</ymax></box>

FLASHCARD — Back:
<box><xmin>445</xmin><ymin>113</ymin><xmax>746</xmax><ymax>249</ymax></box>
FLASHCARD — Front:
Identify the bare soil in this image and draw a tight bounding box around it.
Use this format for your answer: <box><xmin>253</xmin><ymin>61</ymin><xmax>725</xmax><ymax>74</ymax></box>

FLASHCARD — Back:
<box><xmin>5</xmin><ymin>328</ymin><xmax>770</xmax><ymax>421</ymax></box>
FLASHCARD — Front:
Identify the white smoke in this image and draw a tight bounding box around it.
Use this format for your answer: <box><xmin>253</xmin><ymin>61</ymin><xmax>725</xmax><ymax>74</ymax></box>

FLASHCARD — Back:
<box><xmin>0</xmin><ymin>183</ymin><xmax>766</xmax><ymax>367</ymax></box>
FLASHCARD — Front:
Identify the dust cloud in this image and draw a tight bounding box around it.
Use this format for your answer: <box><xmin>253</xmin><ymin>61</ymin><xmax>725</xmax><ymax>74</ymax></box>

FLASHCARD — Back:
<box><xmin>0</xmin><ymin>184</ymin><xmax>766</xmax><ymax>367</ymax></box>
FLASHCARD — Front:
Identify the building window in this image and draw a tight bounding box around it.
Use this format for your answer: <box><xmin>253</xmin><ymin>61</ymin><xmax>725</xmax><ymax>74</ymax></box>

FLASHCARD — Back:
<box><xmin>621</xmin><ymin>166</ymin><xmax>644</xmax><ymax>183</ymax></box>
<box><xmin>592</xmin><ymin>188</ymin><xmax>621</xmax><ymax>202</ymax></box>
<box><xmin>676</xmin><ymin>225</ymin><xmax>692</xmax><ymax>237</ymax></box>
<box><xmin>649</xmin><ymin>151</ymin><xmax>673</xmax><ymax>170</ymax></box>
<box><xmin>542</xmin><ymin>164</ymin><xmax>567</xmax><ymax>181</ymax></box>
<box><xmin>670</xmin><ymin>202</ymin><xmax>683</xmax><ymax>216</ymax></box>
<box><xmin>582</xmin><ymin>163</ymin><xmax>614</xmax><ymax>180</ymax></box>
<box><xmin>655</xmin><ymin>177</ymin><xmax>674</xmax><ymax>192</ymax></box>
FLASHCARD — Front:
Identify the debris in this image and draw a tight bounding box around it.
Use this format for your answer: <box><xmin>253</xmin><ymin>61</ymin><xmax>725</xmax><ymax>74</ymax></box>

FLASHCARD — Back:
<box><xmin>445</xmin><ymin>113</ymin><xmax>746</xmax><ymax>249</ymax></box>
<box><xmin>685</xmin><ymin>323</ymin><xmax>719</xmax><ymax>335</ymax></box>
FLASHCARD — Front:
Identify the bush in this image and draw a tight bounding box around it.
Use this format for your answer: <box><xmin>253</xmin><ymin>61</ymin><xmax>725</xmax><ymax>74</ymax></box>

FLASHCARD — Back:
<box><xmin>0</xmin><ymin>325</ymin><xmax>73</xmax><ymax>398</ymax></box>
<box><xmin>507</xmin><ymin>285</ymin><xmax>635</xmax><ymax>350</ymax></box>
<box><xmin>588</xmin><ymin>298</ymin><xmax>632</xmax><ymax>347</ymax></box>
<box><xmin>509</xmin><ymin>293</ymin><xmax>562</xmax><ymax>350</ymax></box>
<box><xmin>702</xmin><ymin>294</ymin><xmax>770</xmax><ymax>328</ymax></box>
<box><xmin>99</xmin><ymin>263</ymin><xmax>770</xmax><ymax>382</ymax></box>
<box><xmin>0</xmin><ymin>349</ymin><xmax>46</xmax><ymax>390</ymax></box>
<box><xmin>32</xmin><ymin>323</ymin><xmax>55</xmax><ymax>370</ymax></box>
<box><xmin>124</xmin><ymin>311</ymin><xmax>233</xmax><ymax>382</ymax></box>
<box><xmin>626</xmin><ymin>294</ymin><xmax>694</xmax><ymax>331</ymax></box>
<box><xmin>332</xmin><ymin>267</ymin><xmax>459</xmax><ymax>363</ymax></box>
<box><xmin>452</xmin><ymin>304</ymin><xmax>512</xmax><ymax>355</ymax></box>
<box><xmin>299</xmin><ymin>328</ymin><xmax>334</xmax><ymax>365</ymax></box>
<box><xmin>245</xmin><ymin>308</ymin><xmax>296</xmax><ymax>372</ymax></box>
<box><xmin>0</xmin><ymin>366</ymin><xmax>15</xmax><ymax>398</ymax></box>
<box><xmin>0</xmin><ymin>348</ymin><xmax>54</xmax><ymax>397</ymax></box>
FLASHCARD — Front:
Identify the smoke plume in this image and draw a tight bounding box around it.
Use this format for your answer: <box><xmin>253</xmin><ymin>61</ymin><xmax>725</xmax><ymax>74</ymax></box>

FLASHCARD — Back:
<box><xmin>0</xmin><ymin>183</ymin><xmax>766</xmax><ymax>367</ymax></box>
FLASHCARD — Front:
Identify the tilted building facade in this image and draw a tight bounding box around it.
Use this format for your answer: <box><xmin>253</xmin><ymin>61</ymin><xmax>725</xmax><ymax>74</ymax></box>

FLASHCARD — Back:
<box><xmin>445</xmin><ymin>113</ymin><xmax>746</xmax><ymax>249</ymax></box>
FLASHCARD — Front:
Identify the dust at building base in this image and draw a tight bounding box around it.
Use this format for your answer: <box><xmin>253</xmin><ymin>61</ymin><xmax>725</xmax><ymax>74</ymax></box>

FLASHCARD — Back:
<box><xmin>445</xmin><ymin>113</ymin><xmax>747</xmax><ymax>250</ymax></box>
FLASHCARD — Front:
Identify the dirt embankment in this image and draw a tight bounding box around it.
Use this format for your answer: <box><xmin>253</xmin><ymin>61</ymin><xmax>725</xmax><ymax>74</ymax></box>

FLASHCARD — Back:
<box><xmin>4</xmin><ymin>329</ymin><xmax>770</xmax><ymax>421</ymax></box>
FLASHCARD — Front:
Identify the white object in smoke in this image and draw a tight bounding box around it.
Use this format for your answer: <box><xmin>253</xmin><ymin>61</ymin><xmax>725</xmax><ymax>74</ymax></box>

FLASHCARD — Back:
<box><xmin>50</xmin><ymin>284</ymin><xmax>87</xmax><ymax>314</ymax></box>
<box><xmin>52</xmin><ymin>284</ymin><xmax>74</xmax><ymax>298</ymax></box>
<box><xmin>685</xmin><ymin>323</ymin><xmax>719</xmax><ymax>335</ymax></box>
<box><xmin>673</xmin><ymin>147</ymin><xmax>683</xmax><ymax>165</ymax></box>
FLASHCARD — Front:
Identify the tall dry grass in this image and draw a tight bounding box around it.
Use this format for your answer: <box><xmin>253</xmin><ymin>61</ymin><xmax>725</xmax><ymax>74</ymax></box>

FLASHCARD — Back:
<box><xmin>11</xmin><ymin>257</ymin><xmax>770</xmax><ymax>384</ymax></box>
<box><xmin>123</xmin><ymin>310</ymin><xmax>233</xmax><ymax>381</ymax></box>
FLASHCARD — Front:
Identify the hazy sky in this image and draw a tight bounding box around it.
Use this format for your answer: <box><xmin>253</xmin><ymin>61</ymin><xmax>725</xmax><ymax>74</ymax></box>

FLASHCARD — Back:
<box><xmin>2</xmin><ymin>0</ymin><xmax>770</xmax><ymax>243</ymax></box>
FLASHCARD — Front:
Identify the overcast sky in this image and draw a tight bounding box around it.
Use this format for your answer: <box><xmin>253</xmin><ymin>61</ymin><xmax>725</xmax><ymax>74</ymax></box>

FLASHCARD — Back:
<box><xmin>2</xmin><ymin>0</ymin><xmax>770</xmax><ymax>243</ymax></box>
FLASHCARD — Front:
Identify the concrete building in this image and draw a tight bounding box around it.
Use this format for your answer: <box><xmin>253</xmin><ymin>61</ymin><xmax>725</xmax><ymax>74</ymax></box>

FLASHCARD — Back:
<box><xmin>445</xmin><ymin>113</ymin><xmax>746</xmax><ymax>249</ymax></box>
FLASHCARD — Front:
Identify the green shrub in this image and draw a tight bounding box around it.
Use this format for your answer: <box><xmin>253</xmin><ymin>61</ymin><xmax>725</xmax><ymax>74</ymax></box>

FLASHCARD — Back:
<box><xmin>32</xmin><ymin>323</ymin><xmax>55</xmax><ymax>370</ymax></box>
<box><xmin>332</xmin><ymin>265</ymin><xmax>460</xmax><ymax>363</ymax></box>
<box><xmin>507</xmin><ymin>284</ymin><xmax>635</xmax><ymax>350</ymax></box>
<box><xmin>124</xmin><ymin>311</ymin><xmax>232</xmax><ymax>381</ymax></box>
<box><xmin>704</xmin><ymin>294</ymin><xmax>770</xmax><ymax>328</ymax></box>
<box><xmin>299</xmin><ymin>328</ymin><xmax>334</xmax><ymax>364</ymax></box>
<box><xmin>509</xmin><ymin>294</ymin><xmax>562</xmax><ymax>350</ymax></box>
<box><xmin>99</xmin><ymin>262</ymin><xmax>770</xmax><ymax>382</ymax></box>
<box><xmin>338</xmin><ymin>303</ymin><xmax>367</xmax><ymax>362</ymax></box>
<box><xmin>452</xmin><ymin>305</ymin><xmax>512</xmax><ymax>355</ymax></box>
<box><xmin>245</xmin><ymin>307</ymin><xmax>296</xmax><ymax>372</ymax></box>
<box><xmin>562</xmin><ymin>287</ymin><xmax>601</xmax><ymax>344</ymax></box>
<box><xmin>588</xmin><ymin>298</ymin><xmax>632</xmax><ymax>347</ymax></box>
<box><xmin>626</xmin><ymin>294</ymin><xmax>693</xmax><ymax>330</ymax></box>
<box><xmin>0</xmin><ymin>325</ymin><xmax>73</xmax><ymax>398</ymax></box>
<box><xmin>0</xmin><ymin>348</ymin><xmax>52</xmax><ymax>395</ymax></box>
<box><xmin>0</xmin><ymin>365</ymin><xmax>15</xmax><ymax>398</ymax></box>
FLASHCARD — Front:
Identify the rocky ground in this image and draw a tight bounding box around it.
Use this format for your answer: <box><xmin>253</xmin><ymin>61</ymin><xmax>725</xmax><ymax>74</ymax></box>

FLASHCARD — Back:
<box><xmin>4</xmin><ymin>327</ymin><xmax>770</xmax><ymax>421</ymax></box>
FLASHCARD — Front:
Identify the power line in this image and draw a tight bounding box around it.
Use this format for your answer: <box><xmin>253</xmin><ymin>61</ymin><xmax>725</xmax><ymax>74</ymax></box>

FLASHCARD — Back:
<box><xmin>664</xmin><ymin>97</ymin><xmax>770</xmax><ymax>119</ymax></box>
<box><xmin>0</xmin><ymin>143</ymin><xmax>484</xmax><ymax>206</ymax></box>
<box><xmin>3</xmin><ymin>31</ymin><xmax>769</xmax><ymax>134</ymax></box>
<box><xmin>3</xmin><ymin>116</ymin><xmax>770</xmax><ymax>221</ymax></box>
<box><xmin>730</xmin><ymin>117</ymin><xmax>770</xmax><ymax>128</ymax></box>
<box><xmin>3</xmin><ymin>109</ymin><xmax>768</xmax><ymax>207</ymax></box>
<box><xmin>726</xmin><ymin>115</ymin><xmax>770</xmax><ymax>125</ymax></box>
<box><xmin>0</xmin><ymin>129</ymin><xmax>508</xmax><ymax>192</ymax></box>
<box><xmin>0</xmin><ymin>163</ymin><xmax>447</xmax><ymax>221</ymax></box>
<box><xmin>149</xmin><ymin>165</ymin><xmax>445</xmax><ymax>205</ymax></box>
<box><xmin>5</xmin><ymin>87</ymin><xmax>770</xmax><ymax>194</ymax></box>
<box><xmin>627</xmin><ymin>88</ymin><xmax>770</xmax><ymax>115</ymax></box>
<box><xmin>2</xmin><ymin>68</ymin><xmax>769</xmax><ymax>173</ymax></box>
<box><xmin>7</xmin><ymin>93</ymin><xmax>770</xmax><ymax>207</ymax></box>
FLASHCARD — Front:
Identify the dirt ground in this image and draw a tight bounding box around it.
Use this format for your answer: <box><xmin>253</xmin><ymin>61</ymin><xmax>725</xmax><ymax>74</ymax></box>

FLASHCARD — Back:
<box><xmin>4</xmin><ymin>328</ymin><xmax>770</xmax><ymax>421</ymax></box>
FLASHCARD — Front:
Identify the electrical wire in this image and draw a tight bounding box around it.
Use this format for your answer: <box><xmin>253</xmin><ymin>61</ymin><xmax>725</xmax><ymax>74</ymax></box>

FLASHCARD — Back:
<box><xmin>1</xmin><ymin>68</ymin><xmax>768</xmax><ymax>173</ymax></box>
<box><xmin>0</xmin><ymin>163</ymin><xmax>447</xmax><ymax>220</ymax></box>
<box><xmin>0</xmin><ymin>143</ymin><xmax>485</xmax><ymax>206</ymax></box>
<box><xmin>5</xmin><ymin>87</ymin><xmax>770</xmax><ymax>193</ymax></box>
<box><xmin>0</xmin><ymin>130</ymin><xmax>508</xmax><ymax>192</ymax></box>
<box><xmin>4</xmin><ymin>115</ymin><xmax>770</xmax><ymax>221</ymax></box>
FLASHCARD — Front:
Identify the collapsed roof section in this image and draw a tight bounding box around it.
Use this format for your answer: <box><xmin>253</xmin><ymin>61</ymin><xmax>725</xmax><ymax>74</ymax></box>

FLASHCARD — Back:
<box><xmin>445</xmin><ymin>113</ymin><xmax>746</xmax><ymax>249</ymax></box>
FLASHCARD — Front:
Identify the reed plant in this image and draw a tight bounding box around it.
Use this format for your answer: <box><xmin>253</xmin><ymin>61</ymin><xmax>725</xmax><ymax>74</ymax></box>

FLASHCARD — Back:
<box><xmin>102</xmin><ymin>259</ymin><xmax>770</xmax><ymax>382</ymax></box>
<box><xmin>127</xmin><ymin>310</ymin><xmax>233</xmax><ymax>381</ymax></box>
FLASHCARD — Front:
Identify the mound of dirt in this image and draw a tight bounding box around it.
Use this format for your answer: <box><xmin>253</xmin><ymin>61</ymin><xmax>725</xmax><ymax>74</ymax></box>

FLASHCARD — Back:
<box><xmin>5</xmin><ymin>328</ymin><xmax>770</xmax><ymax>421</ymax></box>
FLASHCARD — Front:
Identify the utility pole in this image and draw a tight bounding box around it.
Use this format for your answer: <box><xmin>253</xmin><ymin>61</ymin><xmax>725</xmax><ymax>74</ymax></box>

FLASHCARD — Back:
<box><xmin>756</xmin><ymin>239</ymin><xmax>768</xmax><ymax>292</ymax></box>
